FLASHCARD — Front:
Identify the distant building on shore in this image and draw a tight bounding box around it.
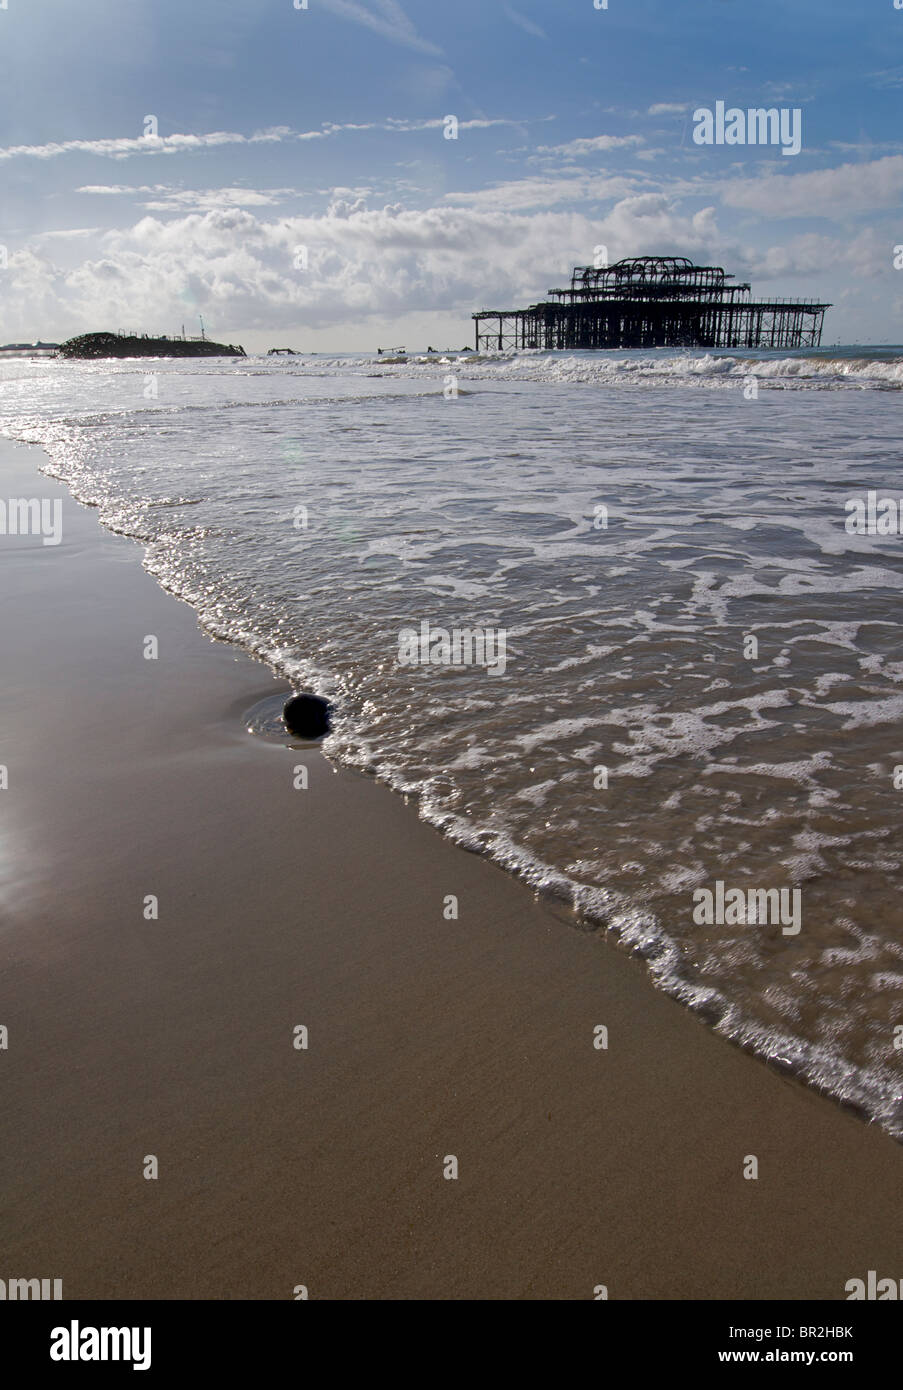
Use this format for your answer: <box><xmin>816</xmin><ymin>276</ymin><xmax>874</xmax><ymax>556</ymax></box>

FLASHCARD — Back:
<box><xmin>473</xmin><ymin>255</ymin><xmax>830</xmax><ymax>352</ymax></box>
<box><xmin>0</xmin><ymin>341</ymin><xmax>60</xmax><ymax>354</ymax></box>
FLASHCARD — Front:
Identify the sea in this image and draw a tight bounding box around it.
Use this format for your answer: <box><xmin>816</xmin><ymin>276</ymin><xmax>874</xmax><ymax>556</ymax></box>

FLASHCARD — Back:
<box><xmin>2</xmin><ymin>344</ymin><xmax>903</xmax><ymax>1135</ymax></box>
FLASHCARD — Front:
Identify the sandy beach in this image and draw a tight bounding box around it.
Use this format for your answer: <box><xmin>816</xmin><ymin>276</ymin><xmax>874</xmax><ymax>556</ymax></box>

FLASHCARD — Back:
<box><xmin>1</xmin><ymin>433</ymin><xmax>901</xmax><ymax>1301</ymax></box>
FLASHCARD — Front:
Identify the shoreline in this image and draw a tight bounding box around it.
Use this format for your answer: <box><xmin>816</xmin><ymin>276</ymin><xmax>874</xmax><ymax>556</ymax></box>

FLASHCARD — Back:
<box><xmin>2</xmin><ymin>434</ymin><xmax>902</xmax><ymax>1299</ymax></box>
<box><xmin>29</xmin><ymin>416</ymin><xmax>903</xmax><ymax>1148</ymax></box>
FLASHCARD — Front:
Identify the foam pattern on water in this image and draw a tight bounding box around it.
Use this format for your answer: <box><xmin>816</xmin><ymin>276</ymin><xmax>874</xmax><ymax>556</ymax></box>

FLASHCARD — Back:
<box><xmin>3</xmin><ymin>348</ymin><xmax>903</xmax><ymax>1135</ymax></box>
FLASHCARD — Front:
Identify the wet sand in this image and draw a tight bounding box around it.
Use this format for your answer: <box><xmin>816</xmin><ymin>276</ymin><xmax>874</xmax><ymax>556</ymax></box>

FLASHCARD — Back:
<box><xmin>0</xmin><ymin>434</ymin><xmax>901</xmax><ymax>1300</ymax></box>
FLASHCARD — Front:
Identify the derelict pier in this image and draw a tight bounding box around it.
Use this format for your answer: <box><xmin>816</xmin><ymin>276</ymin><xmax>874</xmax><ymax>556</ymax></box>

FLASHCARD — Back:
<box><xmin>473</xmin><ymin>256</ymin><xmax>830</xmax><ymax>352</ymax></box>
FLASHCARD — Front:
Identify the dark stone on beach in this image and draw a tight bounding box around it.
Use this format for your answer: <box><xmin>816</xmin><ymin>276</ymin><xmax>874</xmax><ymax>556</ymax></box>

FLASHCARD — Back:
<box><xmin>283</xmin><ymin>693</ymin><xmax>332</xmax><ymax>739</ymax></box>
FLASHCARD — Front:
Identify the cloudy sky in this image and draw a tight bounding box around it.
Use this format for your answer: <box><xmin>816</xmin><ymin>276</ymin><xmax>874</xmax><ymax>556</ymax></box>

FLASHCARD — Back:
<box><xmin>1</xmin><ymin>0</ymin><xmax>901</xmax><ymax>350</ymax></box>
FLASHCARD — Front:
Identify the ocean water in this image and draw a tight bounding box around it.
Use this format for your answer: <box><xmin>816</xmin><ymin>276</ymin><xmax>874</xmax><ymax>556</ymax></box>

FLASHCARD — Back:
<box><xmin>3</xmin><ymin>345</ymin><xmax>903</xmax><ymax>1134</ymax></box>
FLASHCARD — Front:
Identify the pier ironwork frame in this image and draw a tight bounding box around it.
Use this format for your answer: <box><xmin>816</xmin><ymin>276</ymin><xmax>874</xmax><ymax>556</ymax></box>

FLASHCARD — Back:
<box><xmin>473</xmin><ymin>256</ymin><xmax>830</xmax><ymax>352</ymax></box>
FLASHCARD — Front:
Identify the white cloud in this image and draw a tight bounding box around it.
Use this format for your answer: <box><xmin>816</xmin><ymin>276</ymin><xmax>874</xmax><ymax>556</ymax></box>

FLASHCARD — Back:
<box><xmin>647</xmin><ymin>103</ymin><xmax>687</xmax><ymax>116</ymax></box>
<box><xmin>869</xmin><ymin>67</ymin><xmax>903</xmax><ymax>89</ymax></box>
<box><xmin>535</xmin><ymin>134</ymin><xmax>645</xmax><ymax>158</ymax></box>
<box><xmin>722</xmin><ymin>155</ymin><xmax>903</xmax><ymax>219</ymax></box>
<box><xmin>502</xmin><ymin>4</ymin><xmax>547</xmax><ymax>39</ymax></box>
<box><xmin>77</xmin><ymin>184</ymin><xmax>161</xmax><ymax>195</ymax></box>
<box><xmin>743</xmin><ymin>227</ymin><xmax>890</xmax><ymax>281</ymax></box>
<box><xmin>148</xmin><ymin>189</ymin><xmax>294</xmax><ymax>211</ymax></box>
<box><xmin>0</xmin><ymin>129</ymin><xmax>309</xmax><ymax>163</ymax></box>
<box><xmin>77</xmin><ymin>184</ymin><xmax>295</xmax><ymax>210</ymax></box>
<box><xmin>316</xmin><ymin>0</ymin><xmax>441</xmax><ymax>55</ymax></box>
<box><xmin>31</xmin><ymin>228</ymin><xmax>102</xmax><ymax>240</ymax></box>
<box><xmin>600</xmin><ymin>194</ymin><xmax>721</xmax><ymax>257</ymax></box>
<box><xmin>0</xmin><ymin>195</ymin><xmax>737</xmax><ymax>340</ymax></box>
<box><xmin>0</xmin><ymin>117</ymin><xmax>526</xmax><ymax>165</ymax></box>
<box><xmin>444</xmin><ymin>172</ymin><xmax>640</xmax><ymax>210</ymax></box>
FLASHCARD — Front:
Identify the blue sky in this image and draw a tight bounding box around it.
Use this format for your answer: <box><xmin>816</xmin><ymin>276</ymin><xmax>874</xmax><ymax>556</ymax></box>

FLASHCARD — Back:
<box><xmin>1</xmin><ymin>0</ymin><xmax>901</xmax><ymax>349</ymax></box>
